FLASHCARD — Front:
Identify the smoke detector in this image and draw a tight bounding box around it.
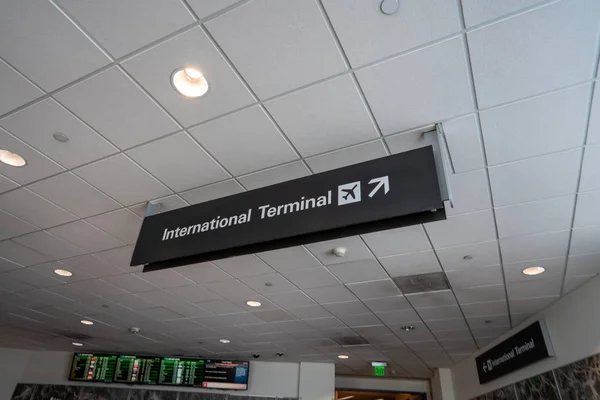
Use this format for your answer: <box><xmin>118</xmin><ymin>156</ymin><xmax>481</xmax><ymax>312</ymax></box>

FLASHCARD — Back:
<box><xmin>380</xmin><ymin>0</ymin><xmax>400</xmax><ymax>15</ymax></box>
<box><xmin>332</xmin><ymin>247</ymin><xmax>347</xmax><ymax>257</ymax></box>
<box><xmin>129</xmin><ymin>327</ymin><xmax>141</xmax><ymax>335</ymax></box>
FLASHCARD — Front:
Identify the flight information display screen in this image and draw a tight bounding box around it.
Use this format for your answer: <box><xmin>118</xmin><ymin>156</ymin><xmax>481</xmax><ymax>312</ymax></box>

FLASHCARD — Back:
<box><xmin>113</xmin><ymin>355</ymin><xmax>161</xmax><ymax>384</ymax></box>
<box><xmin>69</xmin><ymin>353</ymin><xmax>118</xmax><ymax>383</ymax></box>
<box><xmin>158</xmin><ymin>357</ymin><xmax>205</xmax><ymax>386</ymax></box>
<box><xmin>202</xmin><ymin>360</ymin><xmax>249</xmax><ymax>390</ymax></box>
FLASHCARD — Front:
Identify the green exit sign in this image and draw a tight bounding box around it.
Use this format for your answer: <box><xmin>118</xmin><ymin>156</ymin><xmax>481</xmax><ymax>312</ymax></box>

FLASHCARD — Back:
<box><xmin>373</xmin><ymin>365</ymin><xmax>385</xmax><ymax>376</ymax></box>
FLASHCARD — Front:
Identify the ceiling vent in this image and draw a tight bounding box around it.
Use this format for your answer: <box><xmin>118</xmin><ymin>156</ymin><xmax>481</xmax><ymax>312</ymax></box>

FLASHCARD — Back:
<box><xmin>332</xmin><ymin>336</ymin><xmax>369</xmax><ymax>346</ymax></box>
<box><xmin>54</xmin><ymin>331</ymin><xmax>93</xmax><ymax>341</ymax></box>
<box><xmin>392</xmin><ymin>272</ymin><xmax>450</xmax><ymax>294</ymax></box>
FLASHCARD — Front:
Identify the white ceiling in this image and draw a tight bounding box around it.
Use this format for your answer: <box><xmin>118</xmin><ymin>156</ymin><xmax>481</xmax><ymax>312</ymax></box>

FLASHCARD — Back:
<box><xmin>0</xmin><ymin>0</ymin><xmax>599</xmax><ymax>380</ymax></box>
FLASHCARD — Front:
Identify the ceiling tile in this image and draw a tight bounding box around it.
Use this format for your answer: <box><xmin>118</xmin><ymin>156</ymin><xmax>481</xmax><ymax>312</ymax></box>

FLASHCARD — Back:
<box><xmin>213</xmin><ymin>255</ymin><xmax>274</xmax><ymax>278</ymax></box>
<box><xmin>165</xmin><ymin>284</ymin><xmax>220</xmax><ymax>303</ymax></box>
<box><xmin>362</xmin><ymin>225</ymin><xmax>431</xmax><ymax>258</ymax></box>
<box><xmin>406</xmin><ymin>290</ymin><xmax>456</xmax><ymax>308</ymax></box>
<box><xmin>287</xmin><ymin>305</ymin><xmax>332</xmax><ymax>320</ymax></box>
<box><xmin>427</xmin><ymin>319</ymin><xmax>469</xmax><ymax>333</ymax></box>
<box><xmin>436</xmin><ymin>241</ymin><xmax>500</xmax><ymax>271</ymax></box>
<box><xmin>507</xmin><ymin>279</ymin><xmax>562</xmax><ymax>299</ymax></box>
<box><xmin>281</xmin><ymin>267</ymin><xmax>339</xmax><ymax>289</ymax></box>
<box><xmin>94</xmin><ymin>246</ymin><xmax>136</xmax><ymax>270</ymax></box>
<box><xmin>0</xmin><ymin>210</ymin><xmax>38</xmax><ymax>241</ymax></box>
<box><xmin>461</xmin><ymin>0</ymin><xmax>546</xmax><ymax>26</ymax></box>
<box><xmin>417</xmin><ymin>305</ymin><xmax>463</xmax><ymax>321</ymax></box>
<box><xmin>504</xmin><ymin>257</ymin><xmax>565</xmax><ymax>283</ymax></box>
<box><xmin>122</xmin><ymin>27</ymin><xmax>254</xmax><ymax>128</ymax></box>
<box><xmin>258</xmin><ymin>246</ymin><xmax>322</xmax><ymax>273</ymax></box>
<box><xmin>500</xmin><ymin>230</ymin><xmax>570</xmax><ymax>263</ymax></box>
<box><xmin>186</xmin><ymin>0</ymin><xmax>240</xmax><ymax>19</ymax></box>
<box><xmin>177</xmin><ymin>262</ymin><xmax>232</xmax><ymax>284</ymax></box>
<box><xmin>467</xmin><ymin>0</ymin><xmax>600</xmax><ymax>108</ymax></box>
<box><xmin>567</xmin><ymin>253</ymin><xmax>600</xmax><ymax>276</ymax></box>
<box><xmin>57</xmin><ymin>0</ymin><xmax>194</xmax><ymax>58</ymax></box>
<box><xmin>133</xmin><ymin>269</ymin><xmax>193</xmax><ymax>289</ymax></box>
<box><xmin>588</xmin><ymin>85</ymin><xmax>600</xmax><ymax>144</ymax></box>
<box><xmin>180</xmin><ymin>180</ymin><xmax>244</xmax><ymax>205</ymax></box>
<box><xmin>445</xmin><ymin>169</ymin><xmax>491</xmax><ymax>216</ymax></box>
<box><xmin>509</xmin><ymin>296</ymin><xmax>558</xmax><ymax>315</ymax></box>
<box><xmin>337</xmin><ymin>313</ymin><xmax>381</xmax><ymax>327</ymax></box>
<box><xmin>442</xmin><ymin>115</ymin><xmax>485</xmax><ymax>174</ymax></box>
<box><xmin>265</xmin><ymin>291</ymin><xmax>315</xmax><ymax>309</ymax></box>
<box><xmin>195</xmin><ymin>299</ymin><xmax>244</xmax><ymax>315</ymax></box>
<box><xmin>241</xmin><ymin>273</ymin><xmax>297</xmax><ymax>295</ymax></box>
<box><xmin>306</xmin><ymin>236</ymin><xmax>373</xmax><ymax>265</ymax></box>
<box><xmin>55</xmin><ymin>67</ymin><xmax>179</xmax><ymax>149</ymax></box>
<box><xmin>0</xmin><ymin>1</ymin><xmax>109</xmax><ymax>91</ymax></box>
<box><xmin>128</xmin><ymin>132</ymin><xmax>229</xmax><ymax>192</ymax></box>
<box><xmin>0</xmin><ymin>240</ymin><xmax>51</xmax><ymax>266</ymax></box>
<box><xmin>378</xmin><ymin>309</ymin><xmax>421</xmax><ymax>325</ymax></box>
<box><xmin>446</xmin><ymin>265</ymin><xmax>503</xmax><ymax>289</ymax></box>
<box><xmin>61</xmin><ymin>254</ymin><xmax>128</xmax><ymax>278</ymax></box>
<box><xmin>380</xmin><ymin>250</ymin><xmax>442</xmax><ymax>278</ymax></box>
<box><xmin>0</xmin><ymin>174</ymin><xmax>18</xmax><ymax>195</ymax></box>
<box><xmin>454</xmin><ymin>284</ymin><xmax>506</xmax><ymax>305</ymax></box>
<box><xmin>4</xmin><ymin>268</ymin><xmax>65</xmax><ymax>289</ymax></box>
<box><xmin>47</xmin><ymin>221</ymin><xmax>124</xmax><ymax>253</ymax></box>
<box><xmin>238</xmin><ymin>162</ymin><xmax>310</xmax><ymax>191</ymax></box>
<box><xmin>425</xmin><ymin>210</ymin><xmax>496</xmax><ymax>249</ymax></box>
<box><xmin>266</xmin><ymin>75</ymin><xmax>378</xmax><ymax>157</ymax></box>
<box><xmin>75</xmin><ymin>155</ymin><xmax>171</xmax><ymax>206</ymax></box>
<box><xmin>0</xmin><ymin>257</ymin><xmax>23</xmax><ymax>273</ymax></box>
<box><xmin>0</xmin><ymin>59</ymin><xmax>43</xmax><ymax>115</ymax></box>
<box><xmin>580</xmin><ymin>144</ymin><xmax>600</xmax><ymax>192</ymax></box>
<box><xmin>346</xmin><ymin>279</ymin><xmax>401</xmax><ymax>300</ymax></box>
<box><xmin>480</xmin><ymin>84</ymin><xmax>590</xmax><ymax>166</ymax></box>
<box><xmin>1</xmin><ymin>99</ymin><xmax>118</xmax><ymax>169</ymax></box>
<box><xmin>28</xmin><ymin>173</ymin><xmax>121</xmax><ymax>219</ymax></box>
<box><xmin>563</xmin><ymin>275</ymin><xmax>595</xmax><ymax>295</ymax></box>
<box><xmin>574</xmin><ymin>190</ymin><xmax>600</xmax><ymax>228</ymax></box>
<box><xmin>205</xmin><ymin>0</ymin><xmax>346</xmax><ymax>99</ymax></box>
<box><xmin>570</xmin><ymin>226</ymin><xmax>600</xmax><ymax>256</ymax></box>
<box><xmin>356</xmin><ymin>37</ymin><xmax>473</xmax><ymax>135</ymax></box>
<box><xmin>306</xmin><ymin>140</ymin><xmax>387</xmax><ymax>174</ymax></box>
<box><xmin>488</xmin><ymin>149</ymin><xmax>581</xmax><ymax>207</ymax></box>
<box><xmin>467</xmin><ymin>315</ymin><xmax>510</xmax><ymax>330</ymax></box>
<box><xmin>323</xmin><ymin>300</ymin><xmax>370</xmax><ymax>317</ymax></box>
<box><xmin>327</xmin><ymin>259</ymin><xmax>388</xmax><ymax>284</ymax></box>
<box><xmin>86</xmin><ymin>209</ymin><xmax>143</xmax><ymax>245</ymax></box>
<box><xmin>252</xmin><ymin>309</ymin><xmax>296</xmax><ymax>323</ymax></box>
<box><xmin>303</xmin><ymin>316</ymin><xmax>345</xmax><ymax>330</ymax></box>
<box><xmin>460</xmin><ymin>301</ymin><xmax>508</xmax><ymax>318</ymax></box>
<box><xmin>303</xmin><ymin>286</ymin><xmax>357</xmax><ymax>304</ymax></box>
<box><xmin>495</xmin><ymin>195</ymin><xmax>575</xmax><ymax>238</ymax></box>
<box><xmin>103</xmin><ymin>273</ymin><xmax>159</xmax><ymax>294</ymax></box>
<box><xmin>137</xmin><ymin>306</ymin><xmax>183</xmax><ymax>321</ymax></box>
<box><xmin>27</xmin><ymin>261</ymin><xmax>92</xmax><ymax>284</ymax></box>
<box><xmin>363</xmin><ymin>296</ymin><xmax>411</xmax><ymax>313</ymax></box>
<box><xmin>189</xmin><ymin>106</ymin><xmax>297</xmax><ymax>175</ymax></box>
<box><xmin>201</xmin><ymin>280</ymin><xmax>259</xmax><ymax>302</ymax></box>
<box><xmin>0</xmin><ymin>188</ymin><xmax>77</xmax><ymax>229</ymax></box>
<box><xmin>70</xmin><ymin>279</ymin><xmax>128</xmax><ymax>298</ymax></box>
<box><xmin>323</xmin><ymin>0</ymin><xmax>460</xmax><ymax>67</ymax></box>
<box><xmin>0</xmin><ymin>128</ymin><xmax>65</xmax><ymax>185</ymax></box>
<box><xmin>13</xmin><ymin>231</ymin><xmax>86</xmax><ymax>261</ymax></box>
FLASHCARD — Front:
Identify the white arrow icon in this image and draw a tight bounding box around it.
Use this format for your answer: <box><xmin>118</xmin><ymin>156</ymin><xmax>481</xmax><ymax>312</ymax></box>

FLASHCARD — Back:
<box><xmin>368</xmin><ymin>176</ymin><xmax>390</xmax><ymax>198</ymax></box>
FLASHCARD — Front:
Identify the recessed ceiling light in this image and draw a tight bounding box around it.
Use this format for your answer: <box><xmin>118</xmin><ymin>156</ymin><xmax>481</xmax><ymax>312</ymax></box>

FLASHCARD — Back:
<box><xmin>219</xmin><ymin>339</ymin><xmax>231</xmax><ymax>344</ymax></box>
<box><xmin>246</xmin><ymin>300</ymin><xmax>261</xmax><ymax>307</ymax></box>
<box><xmin>171</xmin><ymin>67</ymin><xmax>209</xmax><ymax>98</ymax></box>
<box><xmin>400</xmin><ymin>325</ymin><xmax>414</xmax><ymax>331</ymax></box>
<box><xmin>522</xmin><ymin>266</ymin><xmax>545</xmax><ymax>276</ymax></box>
<box><xmin>72</xmin><ymin>342</ymin><xmax>83</xmax><ymax>347</ymax></box>
<box><xmin>0</xmin><ymin>150</ymin><xmax>26</xmax><ymax>167</ymax></box>
<box><xmin>80</xmin><ymin>320</ymin><xmax>94</xmax><ymax>326</ymax></box>
<box><xmin>54</xmin><ymin>269</ymin><xmax>73</xmax><ymax>277</ymax></box>
<box><xmin>338</xmin><ymin>355</ymin><xmax>349</xmax><ymax>359</ymax></box>
<box><xmin>52</xmin><ymin>132</ymin><xmax>69</xmax><ymax>143</ymax></box>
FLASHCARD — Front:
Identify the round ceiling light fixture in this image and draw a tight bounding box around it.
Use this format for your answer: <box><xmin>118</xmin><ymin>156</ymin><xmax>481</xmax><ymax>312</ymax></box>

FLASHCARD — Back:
<box><xmin>220</xmin><ymin>339</ymin><xmax>231</xmax><ymax>344</ymax></box>
<box><xmin>171</xmin><ymin>67</ymin><xmax>209</xmax><ymax>98</ymax></box>
<box><xmin>72</xmin><ymin>342</ymin><xmax>83</xmax><ymax>347</ymax></box>
<box><xmin>338</xmin><ymin>355</ymin><xmax>349</xmax><ymax>359</ymax></box>
<box><xmin>522</xmin><ymin>266</ymin><xmax>545</xmax><ymax>276</ymax></box>
<box><xmin>80</xmin><ymin>320</ymin><xmax>94</xmax><ymax>326</ymax></box>
<box><xmin>0</xmin><ymin>150</ymin><xmax>26</xmax><ymax>167</ymax></box>
<box><xmin>54</xmin><ymin>269</ymin><xmax>73</xmax><ymax>277</ymax></box>
<box><xmin>53</xmin><ymin>132</ymin><xmax>69</xmax><ymax>143</ymax></box>
<box><xmin>246</xmin><ymin>300</ymin><xmax>262</xmax><ymax>307</ymax></box>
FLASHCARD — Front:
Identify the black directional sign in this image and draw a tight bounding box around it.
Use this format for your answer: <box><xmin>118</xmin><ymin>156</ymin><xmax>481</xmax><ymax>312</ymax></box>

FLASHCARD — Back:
<box><xmin>132</xmin><ymin>146</ymin><xmax>446</xmax><ymax>272</ymax></box>
<box><xmin>476</xmin><ymin>321</ymin><xmax>555</xmax><ymax>384</ymax></box>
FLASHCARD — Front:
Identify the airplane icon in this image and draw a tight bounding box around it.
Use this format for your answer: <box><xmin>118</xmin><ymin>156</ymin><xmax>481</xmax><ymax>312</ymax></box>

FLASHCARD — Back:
<box><xmin>341</xmin><ymin>184</ymin><xmax>358</xmax><ymax>201</ymax></box>
<box><xmin>338</xmin><ymin>181</ymin><xmax>361</xmax><ymax>205</ymax></box>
